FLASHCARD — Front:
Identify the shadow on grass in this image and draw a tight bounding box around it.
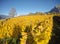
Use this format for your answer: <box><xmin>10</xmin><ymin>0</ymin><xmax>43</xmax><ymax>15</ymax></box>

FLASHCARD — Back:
<box><xmin>48</xmin><ymin>16</ymin><xmax>60</xmax><ymax>44</ymax></box>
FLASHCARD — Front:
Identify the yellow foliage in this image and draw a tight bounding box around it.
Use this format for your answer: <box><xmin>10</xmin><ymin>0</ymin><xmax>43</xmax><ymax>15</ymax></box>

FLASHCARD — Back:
<box><xmin>0</xmin><ymin>15</ymin><xmax>53</xmax><ymax>44</ymax></box>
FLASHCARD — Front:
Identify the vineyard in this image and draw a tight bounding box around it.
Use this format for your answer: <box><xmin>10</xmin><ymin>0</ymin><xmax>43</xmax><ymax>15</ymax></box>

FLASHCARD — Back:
<box><xmin>0</xmin><ymin>15</ymin><xmax>59</xmax><ymax>44</ymax></box>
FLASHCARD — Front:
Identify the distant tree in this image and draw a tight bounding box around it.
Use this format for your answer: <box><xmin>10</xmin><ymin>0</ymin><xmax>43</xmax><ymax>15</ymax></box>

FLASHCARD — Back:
<box><xmin>34</xmin><ymin>12</ymin><xmax>45</xmax><ymax>15</ymax></box>
<box><xmin>28</xmin><ymin>13</ymin><xmax>34</xmax><ymax>15</ymax></box>
<box><xmin>9</xmin><ymin>8</ymin><xmax>17</xmax><ymax>18</ymax></box>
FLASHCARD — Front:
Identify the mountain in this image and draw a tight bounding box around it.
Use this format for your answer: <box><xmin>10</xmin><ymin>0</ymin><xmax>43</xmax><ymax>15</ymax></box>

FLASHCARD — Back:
<box><xmin>0</xmin><ymin>15</ymin><xmax>8</xmax><ymax>19</ymax></box>
<box><xmin>50</xmin><ymin>5</ymin><xmax>60</xmax><ymax>13</ymax></box>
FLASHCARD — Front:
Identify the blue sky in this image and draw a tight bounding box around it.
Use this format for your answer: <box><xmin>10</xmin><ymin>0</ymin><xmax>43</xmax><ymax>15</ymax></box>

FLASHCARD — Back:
<box><xmin>0</xmin><ymin>0</ymin><xmax>60</xmax><ymax>15</ymax></box>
